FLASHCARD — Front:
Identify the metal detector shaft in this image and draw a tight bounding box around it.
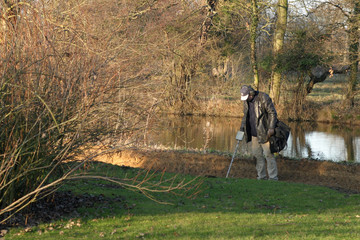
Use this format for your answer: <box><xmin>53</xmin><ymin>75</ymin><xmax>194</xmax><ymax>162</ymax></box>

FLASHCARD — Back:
<box><xmin>226</xmin><ymin>140</ymin><xmax>240</xmax><ymax>178</ymax></box>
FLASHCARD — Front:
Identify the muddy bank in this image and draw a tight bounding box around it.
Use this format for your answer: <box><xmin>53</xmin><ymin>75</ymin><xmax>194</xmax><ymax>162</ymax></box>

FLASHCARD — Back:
<box><xmin>96</xmin><ymin>149</ymin><xmax>360</xmax><ymax>193</ymax></box>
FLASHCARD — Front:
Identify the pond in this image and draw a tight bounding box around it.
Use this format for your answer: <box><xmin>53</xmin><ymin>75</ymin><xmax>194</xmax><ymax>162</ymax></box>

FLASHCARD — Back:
<box><xmin>146</xmin><ymin>115</ymin><xmax>360</xmax><ymax>163</ymax></box>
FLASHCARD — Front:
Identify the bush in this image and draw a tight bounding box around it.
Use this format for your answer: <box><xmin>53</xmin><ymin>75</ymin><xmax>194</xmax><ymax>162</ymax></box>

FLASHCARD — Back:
<box><xmin>0</xmin><ymin>1</ymin><xmax>119</xmax><ymax>222</ymax></box>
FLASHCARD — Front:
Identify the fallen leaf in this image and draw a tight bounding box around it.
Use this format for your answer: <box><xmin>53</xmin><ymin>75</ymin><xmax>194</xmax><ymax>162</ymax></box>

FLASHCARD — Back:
<box><xmin>136</xmin><ymin>232</ymin><xmax>146</xmax><ymax>238</ymax></box>
<box><xmin>0</xmin><ymin>229</ymin><xmax>8</xmax><ymax>237</ymax></box>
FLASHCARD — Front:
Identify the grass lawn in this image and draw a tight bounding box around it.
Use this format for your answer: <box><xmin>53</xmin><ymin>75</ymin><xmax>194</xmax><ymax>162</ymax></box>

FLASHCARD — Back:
<box><xmin>306</xmin><ymin>74</ymin><xmax>346</xmax><ymax>104</ymax></box>
<box><xmin>4</xmin><ymin>161</ymin><xmax>360</xmax><ymax>240</ymax></box>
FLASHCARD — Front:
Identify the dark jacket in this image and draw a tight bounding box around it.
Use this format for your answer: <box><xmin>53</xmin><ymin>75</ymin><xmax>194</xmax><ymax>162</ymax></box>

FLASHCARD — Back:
<box><xmin>240</xmin><ymin>91</ymin><xmax>278</xmax><ymax>144</ymax></box>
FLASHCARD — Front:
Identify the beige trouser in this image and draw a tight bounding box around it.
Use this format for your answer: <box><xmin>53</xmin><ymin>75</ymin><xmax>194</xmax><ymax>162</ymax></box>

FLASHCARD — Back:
<box><xmin>251</xmin><ymin>137</ymin><xmax>278</xmax><ymax>180</ymax></box>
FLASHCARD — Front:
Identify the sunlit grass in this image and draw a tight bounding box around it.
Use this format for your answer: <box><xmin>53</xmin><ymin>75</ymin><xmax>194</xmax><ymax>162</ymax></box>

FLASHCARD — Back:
<box><xmin>5</xmin><ymin>162</ymin><xmax>360</xmax><ymax>239</ymax></box>
<box><xmin>306</xmin><ymin>74</ymin><xmax>347</xmax><ymax>104</ymax></box>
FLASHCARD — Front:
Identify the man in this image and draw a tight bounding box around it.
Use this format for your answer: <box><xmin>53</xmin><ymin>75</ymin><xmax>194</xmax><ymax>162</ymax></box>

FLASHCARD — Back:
<box><xmin>239</xmin><ymin>85</ymin><xmax>278</xmax><ymax>180</ymax></box>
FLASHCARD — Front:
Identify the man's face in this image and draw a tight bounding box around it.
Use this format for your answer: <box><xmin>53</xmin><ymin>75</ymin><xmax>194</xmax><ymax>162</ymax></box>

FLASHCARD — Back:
<box><xmin>247</xmin><ymin>95</ymin><xmax>254</xmax><ymax>102</ymax></box>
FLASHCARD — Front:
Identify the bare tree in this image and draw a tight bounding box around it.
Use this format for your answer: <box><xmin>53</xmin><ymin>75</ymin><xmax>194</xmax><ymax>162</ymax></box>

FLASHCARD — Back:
<box><xmin>301</xmin><ymin>0</ymin><xmax>359</xmax><ymax>107</ymax></box>
<box><xmin>346</xmin><ymin>0</ymin><xmax>360</xmax><ymax>107</ymax></box>
<box><xmin>270</xmin><ymin>0</ymin><xmax>288</xmax><ymax>105</ymax></box>
<box><xmin>250</xmin><ymin>0</ymin><xmax>260</xmax><ymax>89</ymax></box>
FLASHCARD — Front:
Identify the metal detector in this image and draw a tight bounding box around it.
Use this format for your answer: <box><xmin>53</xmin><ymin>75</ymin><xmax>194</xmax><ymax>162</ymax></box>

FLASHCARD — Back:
<box><xmin>226</xmin><ymin>131</ymin><xmax>244</xmax><ymax>178</ymax></box>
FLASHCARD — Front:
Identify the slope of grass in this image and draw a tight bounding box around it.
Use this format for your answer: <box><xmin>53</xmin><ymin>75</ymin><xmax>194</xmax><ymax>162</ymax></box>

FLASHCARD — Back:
<box><xmin>4</xmin><ymin>161</ymin><xmax>360</xmax><ymax>240</ymax></box>
<box><xmin>306</xmin><ymin>74</ymin><xmax>347</xmax><ymax>104</ymax></box>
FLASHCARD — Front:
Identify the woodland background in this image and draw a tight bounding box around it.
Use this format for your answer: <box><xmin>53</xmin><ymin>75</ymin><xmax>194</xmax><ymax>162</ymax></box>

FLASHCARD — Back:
<box><xmin>0</xmin><ymin>0</ymin><xmax>359</xmax><ymax>223</ymax></box>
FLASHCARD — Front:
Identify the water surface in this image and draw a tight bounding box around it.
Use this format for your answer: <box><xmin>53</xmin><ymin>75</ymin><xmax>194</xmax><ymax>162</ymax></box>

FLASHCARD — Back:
<box><xmin>146</xmin><ymin>115</ymin><xmax>360</xmax><ymax>163</ymax></box>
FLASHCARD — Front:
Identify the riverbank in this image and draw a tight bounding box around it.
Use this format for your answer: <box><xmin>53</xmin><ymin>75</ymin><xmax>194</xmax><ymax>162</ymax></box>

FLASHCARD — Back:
<box><xmin>94</xmin><ymin>148</ymin><xmax>360</xmax><ymax>193</ymax></box>
<box><xmin>162</xmin><ymin>74</ymin><xmax>360</xmax><ymax>125</ymax></box>
<box><xmin>161</xmin><ymin>96</ymin><xmax>360</xmax><ymax>126</ymax></box>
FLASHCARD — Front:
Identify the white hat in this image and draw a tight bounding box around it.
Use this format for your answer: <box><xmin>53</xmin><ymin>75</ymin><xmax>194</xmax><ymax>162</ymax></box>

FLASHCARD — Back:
<box><xmin>240</xmin><ymin>86</ymin><xmax>251</xmax><ymax>101</ymax></box>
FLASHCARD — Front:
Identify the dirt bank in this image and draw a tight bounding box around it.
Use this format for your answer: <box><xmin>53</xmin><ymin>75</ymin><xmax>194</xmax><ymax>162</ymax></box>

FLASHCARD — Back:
<box><xmin>96</xmin><ymin>149</ymin><xmax>360</xmax><ymax>194</ymax></box>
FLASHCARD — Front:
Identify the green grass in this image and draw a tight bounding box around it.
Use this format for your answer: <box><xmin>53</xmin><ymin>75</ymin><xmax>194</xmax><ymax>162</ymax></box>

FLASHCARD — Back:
<box><xmin>304</xmin><ymin>73</ymin><xmax>360</xmax><ymax>104</ymax></box>
<box><xmin>4</xmin><ymin>162</ymin><xmax>360</xmax><ymax>239</ymax></box>
<box><xmin>306</xmin><ymin>74</ymin><xmax>347</xmax><ymax>104</ymax></box>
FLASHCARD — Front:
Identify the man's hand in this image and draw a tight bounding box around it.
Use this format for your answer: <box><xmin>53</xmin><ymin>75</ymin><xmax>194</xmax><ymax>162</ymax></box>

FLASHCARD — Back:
<box><xmin>267</xmin><ymin>128</ymin><xmax>275</xmax><ymax>139</ymax></box>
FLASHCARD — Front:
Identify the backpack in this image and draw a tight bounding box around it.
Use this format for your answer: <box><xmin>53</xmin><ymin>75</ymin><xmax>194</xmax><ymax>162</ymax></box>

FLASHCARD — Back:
<box><xmin>269</xmin><ymin>120</ymin><xmax>291</xmax><ymax>153</ymax></box>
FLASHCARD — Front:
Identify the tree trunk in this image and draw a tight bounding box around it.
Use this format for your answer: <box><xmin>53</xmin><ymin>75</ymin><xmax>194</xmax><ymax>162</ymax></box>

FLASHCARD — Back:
<box><xmin>200</xmin><ymin>0</ymin><xmax>217</xmax><ymax>45</ymax></box>
<box><xmin>292</xmin><ymin>74</ymin><xmax>307</xmax><ymax>119</ymax></box>
<box><xmin>344</xmin><ymin>134</ymin><xmax>355</xmax><ymax>162</ymax></box>
<box><xmin>250</xmin><ymin>0</ymin><xmax>259</xmax><ymax>90</ymax></box>
<box><xmin>346</xmin><ymin>1</ymin><xmax>360</xmax><ymax>107</ymax></box>
<box><xmin>270</xmin><ymin>0</ymin><xmax>288</xmax><ymax>104</ymax></box>
<box><xmin>178</xmin><ymin>62</ymin><xmax>193</xmax><ymax>115</ymax></box>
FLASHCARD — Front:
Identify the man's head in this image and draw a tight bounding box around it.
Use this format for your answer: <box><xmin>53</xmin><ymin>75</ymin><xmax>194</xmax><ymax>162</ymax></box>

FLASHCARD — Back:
<box><xmin>240</xmin><ymin>85</ymin><xmax>255</xmax><ymax>101</ymax></box>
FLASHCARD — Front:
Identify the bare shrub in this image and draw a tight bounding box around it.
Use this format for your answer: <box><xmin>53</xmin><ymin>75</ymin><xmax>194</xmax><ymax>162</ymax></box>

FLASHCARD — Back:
<box><xmin>0</xmin><ymin>0</ymin><xmax>197</xmax><ymax>223</ymax></box>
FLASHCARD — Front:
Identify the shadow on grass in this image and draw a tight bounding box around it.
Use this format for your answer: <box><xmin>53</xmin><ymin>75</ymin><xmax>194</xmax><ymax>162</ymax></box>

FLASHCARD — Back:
<box><xmin>3</xmin><ymin>161</ymin><xmax>360</xmax><ymax>239</ymax></box>
<box><xmin>60</xmin><ymin>161</ymin><xmax>360</xmax><ymax>217</ymax></box>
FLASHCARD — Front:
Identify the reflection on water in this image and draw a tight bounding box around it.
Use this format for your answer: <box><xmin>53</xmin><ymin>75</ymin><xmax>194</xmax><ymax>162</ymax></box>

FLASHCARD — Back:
<box><xmin>146</xmin><ymin>115</ymin><xmax>360</xmax><ymax>163</ymax></box>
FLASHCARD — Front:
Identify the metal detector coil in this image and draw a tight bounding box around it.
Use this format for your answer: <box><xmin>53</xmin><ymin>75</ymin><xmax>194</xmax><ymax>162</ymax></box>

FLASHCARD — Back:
<box><xmin>226</xmin><ymin>131</ymin><xmax>244</xmax><ymax>178</ymax></box>
<box><xmin>236</xmin><ymin>131</ymin><xmax>244</xmax><ymax>141</ymax></box>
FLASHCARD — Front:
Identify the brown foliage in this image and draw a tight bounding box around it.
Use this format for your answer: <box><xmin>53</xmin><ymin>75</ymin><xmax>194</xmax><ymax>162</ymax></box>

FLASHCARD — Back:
<box><xmin>0</xmin><ymin>0</ymin><xmax>193</xmax><ymax>222</ymax></box>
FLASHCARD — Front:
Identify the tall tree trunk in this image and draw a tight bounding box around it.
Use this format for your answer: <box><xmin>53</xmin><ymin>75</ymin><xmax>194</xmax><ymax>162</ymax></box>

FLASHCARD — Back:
<box><xmin>250</xmin><ymin>0</ymin><xmax>259</xmax><ymax>90</ymax></box>
<box><xmin>344</xmin><ymin>134</ymin><xmax>355</xmax><ymax>162</ymax></box>
<box><xmin>200</xmin><ymin>0</ymin><xmax>218</xmax><ymax>45</ymax></box>
<box><xmin>270</xmin><ymin>0</ymin><xmax>288</xmax><ymax>104</ymax></box>
<box><xmin>346</xmin><ymin>1</ymin><xmax>360</xmax><ymax>107</ymax></box>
